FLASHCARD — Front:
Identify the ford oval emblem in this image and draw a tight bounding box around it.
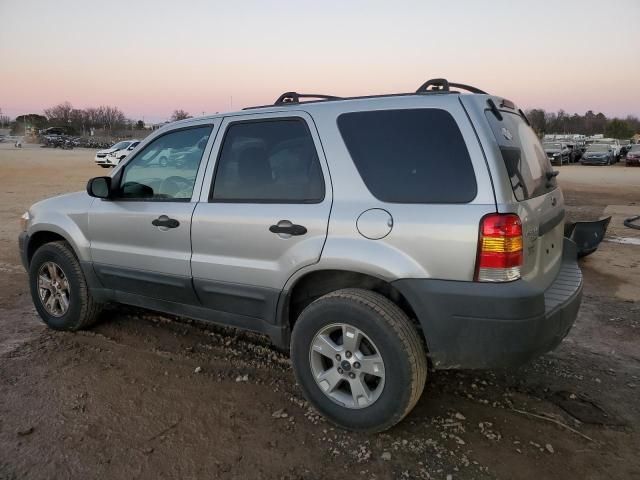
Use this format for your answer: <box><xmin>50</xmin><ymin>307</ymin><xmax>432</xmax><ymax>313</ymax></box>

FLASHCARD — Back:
<box><xmin>501</xmin><ymin>127</ymin><xmax>513</xmax><ymax>141</ymax></box>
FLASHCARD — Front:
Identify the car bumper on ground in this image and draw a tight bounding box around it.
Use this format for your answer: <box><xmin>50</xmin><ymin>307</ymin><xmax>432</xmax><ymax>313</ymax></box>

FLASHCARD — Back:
<box><xmin>18</xmin><ymin>231</ymin><xmax>29</xmax><ymax>269</ymax></box>
<box><xmin>626</xmin><ymin>158</ymin><xmax>640</xmax><ymax>166</ymax></box>
<box><xmin>393</xmin><ymin>238</ymin><xmax>582</xmax><ymax>369</ymax></box>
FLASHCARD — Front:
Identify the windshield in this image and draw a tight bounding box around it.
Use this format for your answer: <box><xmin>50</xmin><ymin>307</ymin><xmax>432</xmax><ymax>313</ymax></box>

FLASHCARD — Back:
<box><xmin>112</xmin><ymin>141</ymin><xmax>131</xmax><ymax>150</ymax></box>
<box><xmin>544</xmin><ymin>143</ymin><xmax>563</xmax><ymax>150</ymax></box>
<box><xmin>587</xmin><ymin>145</ymin><xmax>609</xmax><ymax>152</ymax></box>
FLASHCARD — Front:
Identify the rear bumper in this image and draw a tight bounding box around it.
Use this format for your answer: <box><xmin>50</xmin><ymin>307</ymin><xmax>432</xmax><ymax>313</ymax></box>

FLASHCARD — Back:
<box><xmin>393</xmin><ymin>238</ymin><xmax>582</xmax><ymax>369</ymax></box>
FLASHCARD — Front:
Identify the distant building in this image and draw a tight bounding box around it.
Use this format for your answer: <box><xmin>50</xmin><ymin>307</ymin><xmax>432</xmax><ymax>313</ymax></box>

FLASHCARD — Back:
<box><xmin>632</xmin><ymin>133</ymin><xmax>640</xmax><ymax>144</ymax></box>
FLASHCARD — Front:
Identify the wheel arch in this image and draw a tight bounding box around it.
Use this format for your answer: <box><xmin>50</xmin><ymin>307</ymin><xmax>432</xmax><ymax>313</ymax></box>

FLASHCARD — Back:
<box><xmin>280</xmin><ymin>269</ymin><xmax>420</xmax><ymax>338</ymax></box>
<box><xmin>26</xmin><ymin>226</ymin><xmax>84</xmax><ymax>266</ymax></box>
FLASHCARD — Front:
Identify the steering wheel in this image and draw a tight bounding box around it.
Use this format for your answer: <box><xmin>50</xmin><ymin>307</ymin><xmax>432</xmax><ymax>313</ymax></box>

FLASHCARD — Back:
<box><xmin>158</xmin><ymin>176</ymin><xmax>191</xmax><ymax>197</ymax></box>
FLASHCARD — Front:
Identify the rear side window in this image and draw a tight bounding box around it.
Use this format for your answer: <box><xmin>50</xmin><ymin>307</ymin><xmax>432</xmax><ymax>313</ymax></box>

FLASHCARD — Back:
<box><xmin>485</xmin><ymin>111</ymin><xmax>555</xmax><ymax>201</ymax></box>
<box><xmin>337</xmin><ymin>109</ymin><xmax>477</xmax><ymax>203</ymax></box>
<box><xmin>212</xmin><ymin>119</ymin><xmax>324</xmax><ymax>203</ymax></box>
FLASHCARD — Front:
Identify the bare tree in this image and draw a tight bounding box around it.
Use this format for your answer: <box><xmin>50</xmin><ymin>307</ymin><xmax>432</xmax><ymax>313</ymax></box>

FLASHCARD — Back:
<box><xmin>44</xmin><ymin>101</ymin><xmax>74</xmax><ymax>123</ymax></box>
<box><xmin>0</xmin><ymin>108</ymin><xmax>10</xmax><ymax>128</ymax></box>
<box><xmin>171</xmin><ymin>109</ymin><xmax>191</xmax><ymax>121</ymax></box>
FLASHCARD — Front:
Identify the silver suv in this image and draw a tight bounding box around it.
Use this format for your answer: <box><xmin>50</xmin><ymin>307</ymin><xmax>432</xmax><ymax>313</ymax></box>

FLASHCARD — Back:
<box><xmin>19</xmin><ymin>79</ymin><xmax>583</xmax><ymax>432</ymax></box>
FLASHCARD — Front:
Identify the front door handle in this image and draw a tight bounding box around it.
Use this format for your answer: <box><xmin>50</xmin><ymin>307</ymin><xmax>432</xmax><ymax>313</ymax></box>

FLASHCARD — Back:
<box><xmin>152</xmin><ymin>215</ymin><xmax>180</xmax><ymax>229</ymax></box>
<box><xmin>269</xmin><ymin>221</ymin><xmax>307</xmax><ymax>236</ymax></box>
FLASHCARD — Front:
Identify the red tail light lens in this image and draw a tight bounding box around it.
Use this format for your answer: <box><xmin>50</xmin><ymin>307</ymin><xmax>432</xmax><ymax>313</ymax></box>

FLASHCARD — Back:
<box><xmin>475</xmin><ymin>213</ymin><xmax>523</xmax><ymax>282</ymax></box>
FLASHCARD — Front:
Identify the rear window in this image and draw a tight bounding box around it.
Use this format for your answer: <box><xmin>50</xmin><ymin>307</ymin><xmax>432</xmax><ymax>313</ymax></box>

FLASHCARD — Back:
<box><xmin>337</xmin><ymin>109</ymin><xmax>477</xmax><ymax>203</ymax></box>
<box><xmin>485</xmin><ymin>110</ymin><xmax>556</xmax><ymax>201</ymax></box>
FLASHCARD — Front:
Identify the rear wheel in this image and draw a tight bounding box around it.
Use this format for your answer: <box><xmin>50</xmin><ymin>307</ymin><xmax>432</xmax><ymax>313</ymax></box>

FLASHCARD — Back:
<box><xmin>29</xmin><ymin>241</ymin><xmax>102</xmax><ymax>331</ymax></box>
<box><xmin>291</xmin><ymin>288</ymin><xmax>427</xmax><ymax>432</ymax></box>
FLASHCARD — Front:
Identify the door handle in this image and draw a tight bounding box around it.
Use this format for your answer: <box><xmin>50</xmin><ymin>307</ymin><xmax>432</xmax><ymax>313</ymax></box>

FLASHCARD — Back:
<box><xmin>152</xmin><ymin>216</ymin><xmax>180</xmax><ymax>228</ymax></box>
<box><xmin>269</xmin><ymin>221</ymin><xmax>307</xmax><ymax>236</ymax></box>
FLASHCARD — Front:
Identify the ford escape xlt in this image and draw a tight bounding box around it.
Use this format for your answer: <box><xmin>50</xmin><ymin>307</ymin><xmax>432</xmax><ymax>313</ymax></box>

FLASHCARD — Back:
<box><xmin>19</xmin><ymin>79</ymin><xmax>585</xmax><ymax>432</ymax></box>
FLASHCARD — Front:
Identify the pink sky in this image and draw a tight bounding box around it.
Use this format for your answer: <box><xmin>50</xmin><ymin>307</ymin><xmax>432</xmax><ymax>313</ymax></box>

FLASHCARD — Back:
<box><xmin>1</xmin><ymin>0</ymin><xmax>639</xmax><ymax>122</ymax></box>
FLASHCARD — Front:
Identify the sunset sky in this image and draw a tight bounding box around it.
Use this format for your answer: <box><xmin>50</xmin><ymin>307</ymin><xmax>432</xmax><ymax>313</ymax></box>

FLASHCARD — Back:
<box><xmin>1</xmin><ymin>0</ymin><xmax>639</xmax><ymax>122</ymax></box>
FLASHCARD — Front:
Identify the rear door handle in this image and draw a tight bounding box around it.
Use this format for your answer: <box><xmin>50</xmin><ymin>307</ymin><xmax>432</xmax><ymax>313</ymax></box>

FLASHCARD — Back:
<box><xmin>269</xmin><ymin>221</ymin><xmax>307</xmax><ymax>236</ymax></box>
<box><xmin>152</xmin><ymin>215</ymin><xmax>180</xmax><ymax>229</ymax></box>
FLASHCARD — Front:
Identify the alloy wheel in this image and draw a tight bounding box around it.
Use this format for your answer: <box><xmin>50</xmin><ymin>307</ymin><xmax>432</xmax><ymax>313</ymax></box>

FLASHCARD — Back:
<box><xmin>37</xmin><ymin>261</ymin><xmax>71</xmax><ymax>317</ymax></box>
<box><xmin>309</xmin><ymin>323</ymin><xmax>385</xmax><ymax>409</ymax></box>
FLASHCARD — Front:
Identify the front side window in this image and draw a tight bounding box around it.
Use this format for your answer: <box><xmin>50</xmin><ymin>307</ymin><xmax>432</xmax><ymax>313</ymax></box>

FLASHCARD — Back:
<box><xmin>117</xmin><ymin>126</ymin><xmax>212</xmax><ymax>201</ymax></box>
<box><xmin>211</xmin><ymin>119</ymin><xmax>324</xmax><ymax>203</ymax></box>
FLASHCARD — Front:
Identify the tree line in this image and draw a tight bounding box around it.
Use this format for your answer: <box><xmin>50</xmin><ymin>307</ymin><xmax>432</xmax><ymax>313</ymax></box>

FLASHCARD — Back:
<box><xmin>5</xmin><ymin>102</ymin><xmax>638</xmax><ymax>140</ymax></box>
<box><xmin>525</xmin><ymin>109</ymin><xmax>639</xmax><ymax>139</ymax></box>
<box><xmin>6</xmin><ymin>102</ymin><xmax>193</xmax><ymax>135</ymax></box>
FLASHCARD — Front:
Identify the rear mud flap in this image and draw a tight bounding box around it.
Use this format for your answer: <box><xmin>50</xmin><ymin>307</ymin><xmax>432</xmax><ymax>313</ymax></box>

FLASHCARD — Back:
<box><xmin>564</xmin><ymin>217</ymin><xmax>611</xmax><ymax>258</ymax></box>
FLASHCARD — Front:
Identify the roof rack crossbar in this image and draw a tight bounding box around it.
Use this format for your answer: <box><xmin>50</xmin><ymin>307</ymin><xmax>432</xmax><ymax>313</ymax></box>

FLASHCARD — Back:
<box><xmin>275</xmin><ymin>92</ymin><xmax>342</xmax><ymax>105</ymax></box>
<box><xmin>416</xmin><ymin>78</ymin><xmax>487</xmax><ymax>95</ymax></box>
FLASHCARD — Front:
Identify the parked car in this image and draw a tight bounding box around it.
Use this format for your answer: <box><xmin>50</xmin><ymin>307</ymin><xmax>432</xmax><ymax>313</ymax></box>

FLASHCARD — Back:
<box><xmin>543</xmin><ymin>142</ymin><xmax>571</xmax><ymax>165</ymax></box>
<box><xmin>106</xmin><ymin>140</ymin><xmax>140</xmax><ymax>164</ymax></box>
<box><xmin>94</xmin><ymin>140</ymin><xmax>140</xmax><ymax>168</ymax></box>
<box><xmin>581</xmin><ymin>144</ymin><xmax>615</xmax><ymax>165</ymax></box>
<box><xmin>19</xmin><ymin>78</ymin><xmax>584</xmax><ymax>433</ymax></box>
<box><xmin>593</xmin><ymin>139</ymin><xmax>621</xmax><ymax>161</ymax></box>
<box><xmin>566</xmin><ymin>143</ymin><xmax>583</xmax><ymax>162</ymax></box>
<box><xmin>625</xmin><ymin>145</ymin><xmax>640</xmax><ymax>166</ymax></box>
<box><xmin>619</xmin><ymin>140</ymin><xmax>632</xmax><ymax>158</ymax></box>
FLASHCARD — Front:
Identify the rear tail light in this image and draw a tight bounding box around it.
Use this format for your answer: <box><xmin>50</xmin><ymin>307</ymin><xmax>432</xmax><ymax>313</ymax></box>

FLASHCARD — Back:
<box><xmin>475</xmin><ymin>213</ymin><xmax>523</xmax><ymax>282</ymax></box>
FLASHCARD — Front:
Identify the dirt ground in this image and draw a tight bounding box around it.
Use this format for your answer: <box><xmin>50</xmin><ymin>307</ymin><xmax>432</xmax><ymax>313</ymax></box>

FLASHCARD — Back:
<box><xmin>1</xmin><ymin>144</ymin><xmax>639</xmax><ymax>480</ymax></box>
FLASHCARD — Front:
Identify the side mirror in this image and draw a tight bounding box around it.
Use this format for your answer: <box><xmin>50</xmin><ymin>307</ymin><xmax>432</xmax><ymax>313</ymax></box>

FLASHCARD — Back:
<box><xmin>87</xmin><ymin>176</ymin><xmax>112</xmax><ymax>199</ymax></box>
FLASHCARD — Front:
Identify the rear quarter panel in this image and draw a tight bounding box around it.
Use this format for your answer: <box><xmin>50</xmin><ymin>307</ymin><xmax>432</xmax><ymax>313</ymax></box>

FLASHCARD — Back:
<box><xmin>298</xmin><ymin>95</ymin><xmax>497</xmax><ymax>282</ymax></box>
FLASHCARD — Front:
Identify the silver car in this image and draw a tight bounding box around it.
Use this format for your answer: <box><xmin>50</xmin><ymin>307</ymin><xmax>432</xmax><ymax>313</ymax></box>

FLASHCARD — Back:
<box><xmin>19</xmin><ymin>79</ymin><xmax>582</xmax><ymax>432</ymax></box>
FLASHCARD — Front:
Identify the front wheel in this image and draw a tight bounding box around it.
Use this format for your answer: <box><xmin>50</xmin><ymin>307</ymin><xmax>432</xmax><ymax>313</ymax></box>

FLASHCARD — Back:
<box><xmin>291</xmin><ymin>288</ymin><xmax>427</xmax><ymax>433</ymax></box>
<box><xmin>29</xmin><ymin>241</ymin><xmax>102</xmax><ymax>331</ymax></box>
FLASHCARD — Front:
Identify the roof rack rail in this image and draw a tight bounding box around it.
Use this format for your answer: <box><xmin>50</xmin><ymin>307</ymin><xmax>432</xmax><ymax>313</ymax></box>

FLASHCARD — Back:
<box><xmin>274</xmin><ymin>92</ymin><xmax>342</xmax><ymax>105</ymax></box>
<box><xmin>416</xmin><ymin>78</ymin><xmax>488</xmax><ymax>95</ymax></box>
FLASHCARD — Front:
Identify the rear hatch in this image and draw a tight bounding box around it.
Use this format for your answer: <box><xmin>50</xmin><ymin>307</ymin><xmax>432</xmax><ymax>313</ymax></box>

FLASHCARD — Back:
<box><xmin>481</xmin><ymin>102</ymin><xmax>565</xmax><ymax>289</ymax></box>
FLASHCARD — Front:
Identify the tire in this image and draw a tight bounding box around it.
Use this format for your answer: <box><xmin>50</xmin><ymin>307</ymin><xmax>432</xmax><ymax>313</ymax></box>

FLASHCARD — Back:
<box><xmin>290</xmin><ymin>288</ymin><xmax>427</xmax><ymax>433</ymax></box>
<box><xmin>29</xmin><ymin>241</ymin><xmax>102</xmax><ymax>331</ymax></box>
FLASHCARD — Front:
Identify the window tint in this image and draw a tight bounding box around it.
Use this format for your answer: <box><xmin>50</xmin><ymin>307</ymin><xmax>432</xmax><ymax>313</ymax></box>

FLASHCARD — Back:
<box><xmin>212</xmin><ymin>119</ymin><xmax>324</xmax><ymax>203</ymax></box>
<box><xmin>117</xmin><ymin>126</ymin><xmax>212</xmax><ymax>201</ymax></box>
<box><xmin>485</xmin><ymin>111</ymin><xmax>555</xmax><ymax>201</ymax></box>
<box><xmin>337</xmin><ymin>109</ymin><xmax>477</xmax><ymax>203</ymax></box>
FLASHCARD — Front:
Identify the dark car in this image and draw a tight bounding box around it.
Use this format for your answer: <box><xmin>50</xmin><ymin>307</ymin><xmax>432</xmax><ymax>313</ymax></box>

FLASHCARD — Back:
<box><xmin>626</xmin><ymin>145</ymin><xmax>640</xmax><ymax>166</ymax></box>
<box><xmin>581</xmin><ymin>144</ymin><xmax>614</xmax><ymax>165</ymax></box>
<box><xmin>619</xmin><ymin>142</ymin><xmax>632</xmax><ymax>158</ymax></box>
<box><xmin>565</xmin><ymin>143</ymin><xmax>582</xmax><ymax>162</ymax></box>
<box><xmin>543</xmin><ymin>142</ymin><xmax>571</xmax><ymax>165</ymax></box>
